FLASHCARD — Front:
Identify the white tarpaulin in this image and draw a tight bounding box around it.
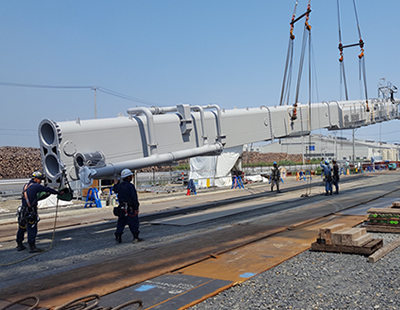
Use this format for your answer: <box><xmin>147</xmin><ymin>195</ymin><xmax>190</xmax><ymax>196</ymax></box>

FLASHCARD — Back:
<box><xmin>38</xmin><ymin>194</ymin><xmax>73</xmax><ymax>208</ymax></box>
<box><xmin>189</xmin><ymin>145</ymin><xmax>243</xmax><ymax>188</ymax></box>
<box><xmin>246</xmin><ymin>175</ymin><xmax>269</xmax><ymax>183</ymax></box>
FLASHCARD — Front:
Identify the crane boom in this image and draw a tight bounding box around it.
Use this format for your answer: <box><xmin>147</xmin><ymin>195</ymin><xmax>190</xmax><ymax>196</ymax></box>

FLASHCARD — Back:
<box><xmin>38</xmin><ymin>98</ymin><xmax>400</xmax><ymax>189</ymax></box>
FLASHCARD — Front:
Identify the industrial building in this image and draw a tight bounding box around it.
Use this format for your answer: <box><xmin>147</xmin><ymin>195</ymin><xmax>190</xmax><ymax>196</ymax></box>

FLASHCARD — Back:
<box><xmin>254</xmin><ymin>134</ymin><xmax>399</xmax><ymax>162</ymax></box>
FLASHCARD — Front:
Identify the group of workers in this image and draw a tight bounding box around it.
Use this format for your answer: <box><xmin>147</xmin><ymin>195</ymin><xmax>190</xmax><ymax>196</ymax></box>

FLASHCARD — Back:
<box><xmin>16</xmin><ymin>159</ymin><xmax>342</xmax><ymax>252</ymax></box>
<box><xmin>320</xmin><ymin>158</ymin><xmax>340</xmax><ymax>195</ymax></box>
<box><xmin>270</xmin><ymin>159</ymin><xmax>340</xmax><ymax>196</ymax></box>
<box><xmin>16</xmin><ymin>168</ymin><xmax>144</xmax><ymax>253</ymax></box>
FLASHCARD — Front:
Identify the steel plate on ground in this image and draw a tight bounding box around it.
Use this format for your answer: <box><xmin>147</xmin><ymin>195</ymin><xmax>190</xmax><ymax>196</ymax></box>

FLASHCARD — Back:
<box><xmin>98</xmin><ymin>274</ymin><xmax>232</xmax><ymax>310</ymax></box>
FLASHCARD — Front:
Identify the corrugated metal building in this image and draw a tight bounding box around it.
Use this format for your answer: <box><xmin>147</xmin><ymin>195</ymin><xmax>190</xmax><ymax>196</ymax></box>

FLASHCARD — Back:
<box><xmin>254</xmin><ymin>134</ymin><xmax>399</xmax><ymax>161</ymax></box>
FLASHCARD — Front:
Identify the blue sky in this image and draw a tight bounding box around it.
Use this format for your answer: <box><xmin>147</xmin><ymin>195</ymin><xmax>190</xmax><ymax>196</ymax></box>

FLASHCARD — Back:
<box><xmin>1</xmin><ymin>0</ymin><xmax>399</xmax><ymax>147</ymax></box>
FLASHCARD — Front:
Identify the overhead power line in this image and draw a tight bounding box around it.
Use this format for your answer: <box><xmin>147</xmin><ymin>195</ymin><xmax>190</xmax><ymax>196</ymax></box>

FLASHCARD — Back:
<box><xmin>0</xmin><ymin>81</ymin><xmax>160</xmax><ymax>106</ymax></box>
<box><xmin>0</xmin><ymin>82</ymin><xmax>92</xmax><ymax>89</ymax></box>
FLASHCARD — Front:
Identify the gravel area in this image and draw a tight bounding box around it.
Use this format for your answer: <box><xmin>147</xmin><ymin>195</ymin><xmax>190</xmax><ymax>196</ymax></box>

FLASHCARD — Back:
<box><xmin>190</xmin><ymin>232</ymin><xmax>400</xmax><ymax>310</ymax></box>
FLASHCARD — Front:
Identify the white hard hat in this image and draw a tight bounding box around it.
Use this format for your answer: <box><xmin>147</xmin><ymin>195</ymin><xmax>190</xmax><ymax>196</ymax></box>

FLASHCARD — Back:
<box><xmin>121</xmin><ymin>169</ymin><xmax>133</xmax><ymax>178</ymax></box>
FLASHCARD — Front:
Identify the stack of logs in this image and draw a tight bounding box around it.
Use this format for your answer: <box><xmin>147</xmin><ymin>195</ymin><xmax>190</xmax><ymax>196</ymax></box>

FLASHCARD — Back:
<box><xmin>366</xmin><ymin>201</ymin><xmax>400</xmax><ymax>233</ymax></box>
<box><xmin>311</xmin><ymin>223</ymin><xmax>382</xmax><ymax>255</ymax></box>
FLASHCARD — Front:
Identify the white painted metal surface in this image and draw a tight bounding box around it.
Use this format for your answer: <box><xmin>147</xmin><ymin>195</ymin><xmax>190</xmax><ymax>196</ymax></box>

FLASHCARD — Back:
<box><xmin>38</xmin><ymin>99</ymin><xmax>400</xmax><ymax>188</ymax></box>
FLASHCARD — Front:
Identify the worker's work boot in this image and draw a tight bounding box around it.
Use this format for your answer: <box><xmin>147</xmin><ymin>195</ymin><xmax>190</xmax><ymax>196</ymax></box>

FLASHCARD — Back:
<box><xmin>324</xmin><ymin>191</ymin><xmax>329</xmax><ymax>196</ymax></box>
<box><xmin>16</xmin><ymin>242</ymin><xmax>26</xmax><ymax>251</ymax></box>
<box><xmin>115</xmin><ymin>233</ymin><xmax>122</xmax><ymax>244</ymax></box>
<box><xmin>330</xmin><ymin>191</ymin><xmax>333</xmax><ymax>195</ymax></box>
<box><xmin>133</xmin><ymin>233</ymin><xmax>144</xmax><ymax>243</ymax></box>
<box><xmin>29</xmin><ymin>243</ymin><xmax>44</xmax><ymax>253</ymax></box>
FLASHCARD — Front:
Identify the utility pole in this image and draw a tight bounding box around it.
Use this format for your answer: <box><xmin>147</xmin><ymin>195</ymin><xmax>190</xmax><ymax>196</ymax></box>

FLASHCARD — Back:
<box><xmin>333</xmin><ymin>131</ymin><xmax>337</xmax><ymax>160</ymax></box>
<box><xmin>352</xmin><ymin>129</ymin><xmax>356</xmax><ymax>167</ymax></box>
<box><xmin>91</xmin><ymin>87</ymin><xmax>98</xmax><ymax>119</ymax></box>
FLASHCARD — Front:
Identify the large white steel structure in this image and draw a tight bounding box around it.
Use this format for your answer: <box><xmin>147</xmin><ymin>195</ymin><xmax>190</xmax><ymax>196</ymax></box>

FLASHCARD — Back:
<box><xmin>38</xmin><ymin>98</ymin><xmax>400</xmax><ymax>189</ymax></box>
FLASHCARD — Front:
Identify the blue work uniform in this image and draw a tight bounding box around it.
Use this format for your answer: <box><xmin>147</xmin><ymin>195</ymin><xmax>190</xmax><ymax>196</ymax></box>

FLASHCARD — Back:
<box><xmin>113</xmin><ymin>180</ymin><xmax>140</xmax><ymax>238</ymax></box>
<box><xmin>270</xmin><ymin>165</ymin><xmax>281</xmax><ymax>192</ymax></box>
<box><xmin>320</xmin><ymin>162</ymin><xmax>333</xmax><ymax>194</ymax></box>
<box><xmin>17</xmin><ymin>180</ymin><xmax>59</xmax><ymax>244</ymax></box>
<box><xmin>332</xmin><ymin>163</ymin><xmax>340</xmax><ymax>194</ymax></box>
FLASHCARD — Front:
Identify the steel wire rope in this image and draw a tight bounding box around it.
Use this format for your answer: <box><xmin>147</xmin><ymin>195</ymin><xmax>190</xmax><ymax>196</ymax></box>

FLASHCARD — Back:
<box><xmin>279</xmin><ymin>38</ymin><xmax>294</xmax><ymax>106</ymax></box>
<box><xmin>279</xmin><ymin>1</ymin><xmax>298</xmax><ymax>106</ymax></box>
<box><xmin>304</xmin><ymin>19</ymin><xmax>313</xmax><ymax>197</ymax></box>
<box><xmin>0</xmin><ymin>198</ymin><xmax>61</xmax><ymax>267</ymax></box>
<box><xmin>336</xmin><ymin>0</ymin><xmax>349</xmax><ymax>101</ymax></box>
<box><xmin>53</xmin><ymin>294</ymin><xmax>143</xmax><ymax>310</ymax></box>
<box><xmin>0</xmin><ymin>295</ymin><xmax>39</xmax><ymax>310</ymax></box>
<box><xmin>0</xmin><ymin>293</ymin><xmax>145</xmax><ymax>310</ymax></box>
<box><xmin>294</xmin><ymin>24</ymin><xmax>309</xmax><ymax>106</ymax></box>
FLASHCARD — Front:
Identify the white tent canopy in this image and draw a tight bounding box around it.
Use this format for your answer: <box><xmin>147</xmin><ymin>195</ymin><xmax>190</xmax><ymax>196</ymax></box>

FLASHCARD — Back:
<box><xmin>189</xmin><ymin>145</ymin><xmax>243</xmax><ymax>188</ymax></box>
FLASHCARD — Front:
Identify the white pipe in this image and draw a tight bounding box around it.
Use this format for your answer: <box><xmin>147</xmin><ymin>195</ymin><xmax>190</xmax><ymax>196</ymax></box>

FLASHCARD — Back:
<box><xmin>90</xmin><ymin>142</ymin><xmax>223</xmax><ymax>178</ymax></box>
<box><xmin>191</xmin><ymin>105</ymin><xmax>208</xmax><ymax>144</ymax></box>
<box><xmin>127</xmin><ymin>107</ymin><xmax>158</xmax><ymax>155</ymax></box>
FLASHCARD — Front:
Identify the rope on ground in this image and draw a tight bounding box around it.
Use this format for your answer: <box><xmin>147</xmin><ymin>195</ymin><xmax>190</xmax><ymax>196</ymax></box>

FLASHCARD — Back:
<box><xmin>0</xmin><ymin>294</ymin><xmax>143</xmax><ymax>310</ymax></box>
<box><xmin>0</xmin><ymin>199</ymin><xmax>60</xmax><ymax>267</ymax></box>
<box><xmin>0</xmin><ymin>296</ymin><xmax>39</xmax><ymax>310</ymax></box>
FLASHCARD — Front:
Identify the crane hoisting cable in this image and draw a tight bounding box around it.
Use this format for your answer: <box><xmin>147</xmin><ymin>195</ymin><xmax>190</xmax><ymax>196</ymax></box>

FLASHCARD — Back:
<box><xmin>336</xmin><ymin>0</ymin><xmax>369</xmax><ymax>112</ymax></box>
<box><xmin>279</xmin><ymin>1</ymin><xmax>312</xmax><ymax>123</ymax></box>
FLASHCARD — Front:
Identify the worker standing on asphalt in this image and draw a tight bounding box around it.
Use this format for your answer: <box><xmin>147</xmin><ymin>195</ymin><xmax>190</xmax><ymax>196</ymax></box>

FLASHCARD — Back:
<box><xmin>16</xmin><ymin>171</ymin><xmax>61</xmax><ymax>253</ymax></box>
<box><xmin>270</xmin><ymin>161</ymin><xmax>281</xmax><ymax>193</ymax></box>
<box><xmin>332</xmin><ymin>159</ymin><xmax>340</xmax><ymax>194</ymax></box>
<box><xmin>113</xmin><ymin>169</ymin><xmax>144</xmax><ymax>244</ymax></box>
<box><xmin>320</xmin><ymin>159</ymin><xmax>333</xmax><ymax>196</ymax></box>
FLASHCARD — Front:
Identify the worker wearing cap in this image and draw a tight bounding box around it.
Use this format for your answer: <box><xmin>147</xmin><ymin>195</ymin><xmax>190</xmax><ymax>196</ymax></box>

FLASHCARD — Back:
<box><xmin>320</xmin><ymin>159</ymin><xmax>333</xmax><ymax>196</ymax></box>
<box><xmin>270</xmin><ymin>161</ymin><xmax>281</xmax><ymax>193</ymax></box>
<box><xmin>16</xmin><ymin>171</ymin><xmax>61</xmax><ymax>253</ymax></box>
<box><xmin>113</xmin><ymin>169</ymin><xmax>144</xmax><ymax>244</ymax></box>
<box><xmin>332</xmin><ymin>159</ymin><xmax>340</xmax><ymax>194</ymax></box>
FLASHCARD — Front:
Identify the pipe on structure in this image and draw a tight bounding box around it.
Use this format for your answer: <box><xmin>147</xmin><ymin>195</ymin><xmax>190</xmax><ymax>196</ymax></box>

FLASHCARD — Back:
<box><xmin>127</xmin><ymin>107</ymin><xmax>158</xmax><ymax>155</ymax></box>
<box><xmin>191</xmin><ymin>105</ymin><xmax>208</xmax><ymax>144</ymax></box>
<box><xmin>83</xmin><ymin>142</ymin><xmax>223</xmax><ymax>181</ymax></box>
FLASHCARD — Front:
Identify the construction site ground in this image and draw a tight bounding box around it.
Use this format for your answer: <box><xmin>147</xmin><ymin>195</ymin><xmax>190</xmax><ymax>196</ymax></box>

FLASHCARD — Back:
<box><xmin>1</xmin><ymin>171</ymin><xmax>400</xmax><ymax>309</ymax></box>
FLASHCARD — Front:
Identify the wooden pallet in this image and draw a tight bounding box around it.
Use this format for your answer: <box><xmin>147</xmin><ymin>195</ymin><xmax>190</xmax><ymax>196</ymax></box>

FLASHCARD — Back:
<box><xmin>311</xmin><ymin>238</ymin><xmax>383</xmax><ymax>255</ymax></box>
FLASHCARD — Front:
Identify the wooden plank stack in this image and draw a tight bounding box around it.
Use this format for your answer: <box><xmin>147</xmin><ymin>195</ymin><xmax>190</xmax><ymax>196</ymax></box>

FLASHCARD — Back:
<box><xmin>311</xmin><ymin>224</ymin><xmax>382</xmax><ymax>255</ymax></box>
<box><xmin>366</xmin><ymin>201</ymin><xmax>400</xmax><ymax>233</ymax></box>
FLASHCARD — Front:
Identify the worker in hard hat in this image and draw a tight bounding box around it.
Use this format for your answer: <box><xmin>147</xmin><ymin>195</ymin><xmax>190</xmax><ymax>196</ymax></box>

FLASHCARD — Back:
<box><xmin>113</xmin><ymin>169</ymin><xmax>144</xmax><ymax>244</ymax></box>
<box><xmin>16</xmin><ymin>171</ymin><xmax>62</xmax><ymax>253</ymax></box>
<box><xmin>332</xmin><ymin>159</ymin><xmax>340</xmax><ymax>194</ymax></box>
<box><xmin>320</xmin><ymin>159</ymin><xmax>333</xmax><ymax>195</ymax></box>
<box><xmin>270</xmin><ymin>161</ymin><xmax>281</xmax><ymax>193</ymax></box>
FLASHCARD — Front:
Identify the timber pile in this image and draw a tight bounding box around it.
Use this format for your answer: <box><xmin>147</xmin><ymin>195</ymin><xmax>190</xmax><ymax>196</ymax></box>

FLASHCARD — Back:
<box><xmin>242</xmin><ymin>151</ymin><xmax>302</xmax><ymax>164</ymax></box>
<box><xmin>0</xmin><ymin>146</ymin><xmax>188</xmax><ymax>178</ymax></box>
<box><xmin>366</xmin><ymin>202</ymin><xmax>400</xmax><ymax>233</ymax></box>
<box><xmin>0</xmin><ymin>146</ymin><xmax>42</xmax><ymax>179</ymax></box>
<box><xmin>311</xmin><ymin>223</ymin><xmax>382</xmax><ymax>255</ymax></box>
<box><xmin>0</xmin><ymin>147</ymin><xmax>300</xmax><ymax>179</ymax></box>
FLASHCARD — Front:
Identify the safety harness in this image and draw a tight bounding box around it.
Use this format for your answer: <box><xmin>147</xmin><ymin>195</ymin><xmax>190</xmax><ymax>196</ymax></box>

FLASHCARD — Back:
<box><xmin>18</xmin><ymin>183</ymin><xmax>39</xmax><ymax>229</ymax></box>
